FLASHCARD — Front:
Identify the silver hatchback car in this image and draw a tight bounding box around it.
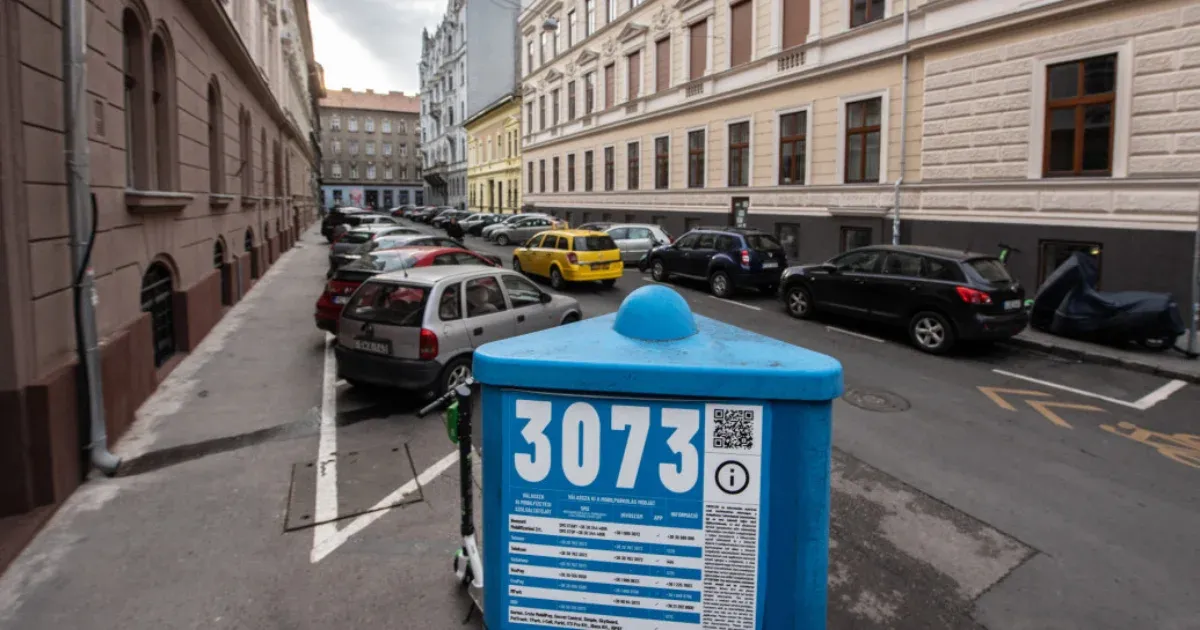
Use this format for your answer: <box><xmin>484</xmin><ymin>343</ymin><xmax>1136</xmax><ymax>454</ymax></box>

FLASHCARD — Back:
<box><xmin>335</xmin><ymin>266</ymin><xmax>582</xmax><ymax>395</ymax></box>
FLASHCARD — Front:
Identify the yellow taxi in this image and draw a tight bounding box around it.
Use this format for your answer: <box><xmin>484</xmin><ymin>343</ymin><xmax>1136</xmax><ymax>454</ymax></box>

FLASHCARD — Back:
<box><xmin>512</xmin><ymin>229</ymin><xmax>624</xmax><ymax>290</ymax></box>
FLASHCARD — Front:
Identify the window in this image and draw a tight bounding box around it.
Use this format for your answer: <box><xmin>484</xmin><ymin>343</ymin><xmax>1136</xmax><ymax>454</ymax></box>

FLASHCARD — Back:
<box><xmin>382</xmin><ymin>119</ymin><xmax>392</xmax><ymax>133</ymax></box>
<box><xmin>925</xmin><ymin>257</ymin><xmax>965</xmax><ymax>282</ymax></box>
<box><xmin>881</xmin><ymin>252</ymin><xmax>923</xmax><ymax>277</ymax></box>
<box><xmin>539</xmin><ymin>95</ymin><xmax>546</xmax><ymax>130</ymax></box>
<box><xmin>540</xmin><ymin>31</ymin><xmax>548</xmax><ymax>65</ymax></box>
<box><xmin>568</xmin><ymin>81</ymin><xmax>577</xmax><ymax>120</ymax></box>
<box><xmin>776</xmin><ymin>224</ymin><xmax>800</xmax><ymax>260</ymax></box>
<box><xmin>783</xmin><ymin>0</ymin><xmax>811</xmax><ymax>48</ymax></box>
<box><xmin>554</xmin><ymin>18</ymin><xmax>561</xmax><ymax>55</ymax></box>
<box><xmin>689</xmin><ymin>20</ymin><xmax>707</xmax><ymax>80</ymax></box>
<box><xmin>150</xmin><ymin>33</ymin><xmax>175</xmax><ymax>190</ymax></box>
<box><xmin>526</xmin><ymin>103</ymin><xmax>534</xmax><ymax>133</ymax></box>
<box><xmin>527</xmin><ymin>40</ymin><xmax>534</xmax><ymax>72</ymax></box>
<box><xmin>331</xmin><ymin>139</ymin><xmax>341</xmax><ymax>154</ymax></box>
<box><xmin>207</xmin><ymin>79</ymin><xmax>223</xmax><ymax>193</ymax></box>
<box><xmin>399</xmin><ymin>120</ymin><xmax>406</xmax><ymax>134</ymax></box>
<box><xmin>366</xmin><ymin>142</ymin><xmax>376</xmax><ymax>156</ymax></box>
<box><xmin>350</xmin><ymin>141</ymin><xmax>359</xmax><ymax>156</ymax></box>
<box><xmin>586</xmin><ymin>0</ymin><xmax>596</xmax><ymax>36</ymax></box>
<box><xmin>384</xmin><ymin>142</ymin><xmax>393</xmax><ymax>156</ymax></box>
<box><xmin>1038</xmin><ymin>240</ymin><xmax>1102</xmax><ymax>286</ymax></box>
<box><xmin>627</xmin><ymin>142</ymin><xmax>640</xmax><ymax>190</ymax></box>
<box><xmin>627</xmin><ymin>51</ymin><xmax>641</xmax><ymax>100</ymax></box>
<box><xmin>553</xmin><ymin>156</ymin><xmax>560</xmax><ymax>192</ymax></box>
<box><xmin>604</xmin><ymin>147</ymin><xmax>615</xmax><ymax>191</ymax></box>
<box><xmin>365</xmin><ymin>117</ymin><xmax>375</xmax><ymax>132</ymax></box>
<box><xmin>385</xmin><ymin>166</ymin><xmax>393</xmax><ymax>179</ymax></box>
<box><xmin>839</xmin><ymin>226</ymin><xmax>872</xmax><ymax>252</ymax></box>
<box><xmin>245</xmin><ymin>228</ymin><xmax>259</xmax><ymax>278</ymax></box>
<box><xmin>331</xmin><ymin>162</ymin><xmax>342</xmax><ymax>178</ymax></box>
<box><xmin>687</xmin><ymin>129</ymin><xmax>705</xmax><ymax>188</ymax></box>
<box><xmin>606</xmin><ymin>0</ymin><xmax>616</xmax><ymax>22</ymax></box>
<box><xmin>604</xmin><ymin>64</ymin><xmax>615</xmax><ymax>109</ymax></box>
<box><xmin>331</xmin><ymin>114</ymin><xmax>341</xmax><ymax>131</ymax></box>
<box><xmin>730</xmin><ymin>1</ymin><xmax>752</xmax><ymax>67</ymax></box>
<box><xmin>779</xmin><ymin>111</ymin><xmax>808</xmax><ymax>185</ymax></box>
<box><xmin>655</xmin><ymin>136</ymin><xmax>669</xmax><ymax>189</ymax></box>
<box><xmin>833</xmin><ymin>249</ymin><xmax>881</xmax><ymax>272</ymax></box>
<box><xmin>584</xmin><ymin>150</ymin><xmax>595</xmax><ymax>191</ymax></box>
<box><xmin>585</xmin><ymin>73</ymin><xmax>596</xmax><ymax>113</ymax></box>
<box><xmin>850</xmin><ymin>0</ymin><xmax>886</xmax><ymax>28</ymax></box>
<box><xmin>350</xmin><ymin>163</ymin><xmax>359</xmax><ymax>179</ymax></box>
<box><xmin>568</xmin><ymin>10</ymin><xmax>577</xmax><ymax>47</ymax></box>
<box><xmin>528</xmin><ymin>161</ymin><xmax>534</xmax><ymax>192</ymax></box>
<box><xmin>540</xmin><ymin>159</ymin><xmax>546</xmax><ymax>192</ymax></box>
<box><xmin>845</xmin><ymin>97</ymin><xmax>882</xmax><ymax>183</ymax></box>
<box><xmin>1044</xmin><ymin>55</ymin><xmax>1116</xmax><ymax>177</ymax></box>
<box><xmin>552</xmin><ymin>89</ymin><xmax>561</xmax><ymax>126</ymax></box>
<box><xmin>367</xmin><ymin>164</ymin><xmax>377</xmax><ymax>180</ymax></box>
<box><xmin>655</xmin><ymin>38</ymin><xmax>670</xmax><ymax>93</ymax></box>
<box><xmin>568</xmin><ymin>154</ymin><xmax>576</xmax><ymax>191</ymax></box>
<box><xmin>400</xmin><ymin>143</ymin><xmax>407</xmax><ymax>157</ymax></box>
<box><xmin>728</xmin><ymin>121</ymin><xmax>750</xmax><ymax>187</ymax></box>
<box><xmin>503</xmin><ymin>275</ymin><xmax>544</xmax><ymax>308</ymax></box>
<box><xmin>237</xmin><ymin>110</ymin><xmax>252</xmax><ymax>195</ymax></box>
<box><xmin>349</xmin><ymin>116</ymin><xmax>358</xmax><ymax>132</ymax></box>
<box><xmin>141</xmin><ymin>262</ymin><xmax>176</xmax><ymax>367</ymax></box>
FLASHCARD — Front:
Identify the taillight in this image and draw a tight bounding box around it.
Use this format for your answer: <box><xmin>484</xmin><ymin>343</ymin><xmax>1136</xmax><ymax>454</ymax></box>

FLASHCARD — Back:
<box><xmin>324</xmin><ymin>281</ymin><xmax>335</xmax><ymax>294</ymax></box>
<box><xmin>567</xmin><ymin>252</ymin><xmax>579</xmax><ymax>265</ymax></box>
<box><xmin>956</xmin><ymin>286</ymin><xmax>992</xmax><ymax>305</ymax></box>
<box><xmin>740</xmin><ymin>249</ymin><xmax>751</xmax><ymax>267</ymax></box>
<box><xmin>419</xmin><ymin>328</ymin><xmax>438</xmax><ymax>360</ymax></box>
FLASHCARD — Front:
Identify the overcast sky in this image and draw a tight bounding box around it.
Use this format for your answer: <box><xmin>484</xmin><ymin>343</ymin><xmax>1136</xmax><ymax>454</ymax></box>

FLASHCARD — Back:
<box><xmin>309</xmin><ymin>0</ymin><xmax>446</xmax><ymax>95</ymax></box>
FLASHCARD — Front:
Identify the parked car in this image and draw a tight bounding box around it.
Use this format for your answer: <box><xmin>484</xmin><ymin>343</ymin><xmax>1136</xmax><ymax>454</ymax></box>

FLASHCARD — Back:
<box><xmin>481</xmin><ymin>213</ymin><xmax>550</xmax><ymax>240</ymax></box>
<box><xmin>389</xmin><ymin>205</ymin><xmax>417</xmax><ymax>218</ymax></box>
<box><xmin>646</xmin><ymin>227</ymin><xmax>786</xmax><ymax>298</ymax></box>
<box><xmin>314</xmin><ymin>246</ymin><xmax>501</xmax><ymax>333</ymax></box>
<box><xmin>779</xmin><ymin>245</ymin><xmax>1029</xmax><ymax>354</ymax></box>
<box><xmin>431</xmin><ymin>210</ymin><xmax>473</xmax><ymax>229</ymax></box>
<box><xmin>605</xmin><ymin>224</ymin><xmax>673</xmax><ymax>263</ymax></box>
<box><xmin>321</xmin><ymin>207</ymin><xmax>370</xmax><ymax>240</ymax></box>
<box><xmin>329</xmin><ymin>213</ymin><xmax>400</xmax><ymax>242</ymax></box>
<box><xmin>512</xmin><ymin>230</ymin><xmax>623</xmax><ymax>290</ymax></box>
<box><xmin>488</xmin><ymin>216</ymin><xmax>559</xmax><ymax>245</ymax></box>
<box><xmin>461</xmin><ymin>213</ymin><xmax>506</xmax><ymax>235</ymax></box>
<box><xmin>422</xmin><ymin>207</ymin><xmax>458</xmax><ymax>224</ymax></box>
<box><xmin>408</xmin><ymin>207</ymin><xmax>440</xmax><ymax>222</ymax></box>
<box><xmin>329</xmin><ymin>225</ymin><xmax>423</xmax><ymax>258</ymax></box>
<box><xmin>330</xmin><ymin>233</ymin><xmax>465</xmax><ymax>272</ymax></box>
<box><xmin>575</xmin><ymin>222</ymin><xmax>612</xmax><ymax>232</ymax></box>
<box><xmin>335</xmin><ymin>266</ymin><xmax>582</xmax><ymax>395</ymax></box>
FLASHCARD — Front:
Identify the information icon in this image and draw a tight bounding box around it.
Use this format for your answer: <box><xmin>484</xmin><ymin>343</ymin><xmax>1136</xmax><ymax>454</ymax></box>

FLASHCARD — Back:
<box><xmin>714</xmin><ymin>460</ymin><xmax>750</xmax><ymax>495</ymax></box>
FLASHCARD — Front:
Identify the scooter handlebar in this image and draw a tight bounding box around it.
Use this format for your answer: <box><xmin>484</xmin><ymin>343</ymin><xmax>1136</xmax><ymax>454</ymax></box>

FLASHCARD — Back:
<box><xmin>416</xmin><ymin>377</ymin><xmax>477</xmax><ymax>418</ymax></box>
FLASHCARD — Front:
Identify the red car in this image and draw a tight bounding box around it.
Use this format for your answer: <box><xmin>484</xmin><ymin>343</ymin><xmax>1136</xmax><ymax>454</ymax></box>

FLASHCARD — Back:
<box><xmin>314</xmin><ymin>246</ymin><xmax>500</xmax><ymax>333</ymax></box>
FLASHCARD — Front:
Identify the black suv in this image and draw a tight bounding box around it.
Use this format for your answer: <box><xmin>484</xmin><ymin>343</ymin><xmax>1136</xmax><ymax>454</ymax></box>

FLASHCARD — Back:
<box><xmin>646</xmin><ymin>227</ymin><xmax>787</xmax><ymax>298</ymax></box>
<box><xmin>779</xmin><ymin>245</ymin><xmax>1028</xmax><ymax>354</ymax></box>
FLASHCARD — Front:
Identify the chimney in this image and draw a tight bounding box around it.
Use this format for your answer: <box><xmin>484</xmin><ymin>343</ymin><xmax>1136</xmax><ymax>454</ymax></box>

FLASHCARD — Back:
<box><xmin>366</xmin><ymin>89</ymin><xmax>374</xmax><ymax>94</ymax></box>
<box><xmin>341</xmin><ymin>87</ymin><xmax>351</xmax><ymax>93</ymax></box>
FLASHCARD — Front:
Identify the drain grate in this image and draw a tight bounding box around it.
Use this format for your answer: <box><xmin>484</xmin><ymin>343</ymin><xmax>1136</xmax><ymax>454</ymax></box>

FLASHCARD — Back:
<box><xmin>842</xmin><ymin>388</ymin><xmax>911</xmax><ymax>413</ymax></box>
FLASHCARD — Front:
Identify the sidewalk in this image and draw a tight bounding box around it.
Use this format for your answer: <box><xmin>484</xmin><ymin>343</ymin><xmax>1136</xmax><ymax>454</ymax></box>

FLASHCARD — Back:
<box><xmin>1008</xmin><ymin>328</ymin><xmax>1200</xmax><ymax>384</ymax></box>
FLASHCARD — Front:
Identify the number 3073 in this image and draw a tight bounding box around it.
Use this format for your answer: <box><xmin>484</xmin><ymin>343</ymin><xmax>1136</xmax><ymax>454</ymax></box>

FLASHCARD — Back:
<box><xmin>513</xmin><ymin>400</ymin><xmax>699</xmax><ymax>493</ymax></box>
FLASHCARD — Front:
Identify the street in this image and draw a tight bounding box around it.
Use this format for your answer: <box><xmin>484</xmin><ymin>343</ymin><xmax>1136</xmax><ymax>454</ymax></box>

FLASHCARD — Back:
<box><xmin>1</xmin><ymin>223</ymin><xmax>1197</xmax><ymax>630</ymax></box>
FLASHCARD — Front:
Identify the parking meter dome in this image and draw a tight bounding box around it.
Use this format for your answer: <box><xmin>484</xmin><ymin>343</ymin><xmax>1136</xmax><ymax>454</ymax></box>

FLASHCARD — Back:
<box><xmin>613</xmin><ymin>285</ymin><xmax>698</xmax><ymax>341</ymax></box>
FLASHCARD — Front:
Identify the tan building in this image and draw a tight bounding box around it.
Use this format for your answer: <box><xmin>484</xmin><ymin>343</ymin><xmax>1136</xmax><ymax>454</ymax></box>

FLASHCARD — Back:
<box><xmin>0</xmin><ymin>0</ymin><xmax>322</xmax><ymax>560</ymax></box>
<box><xmin>517</xmin><ymin>0</ymin><xmax>1200</xmax><ymax>302</ymax></box>
<box><xmin>467</xmin><ymin>94</ymin><xmax>524</xmax><ymax>214</ymax></box>
<box><xmin>319</xmin><ymin>89</ymin><xmax>424</xmax><ymax>210</ymax></box>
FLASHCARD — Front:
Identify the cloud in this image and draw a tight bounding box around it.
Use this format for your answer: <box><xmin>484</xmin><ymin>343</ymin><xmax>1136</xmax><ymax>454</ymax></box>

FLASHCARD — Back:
<box><xmin>310</xmin><ymin>0</ymin><xmax>445</xmax><ymax>94</ymax></box>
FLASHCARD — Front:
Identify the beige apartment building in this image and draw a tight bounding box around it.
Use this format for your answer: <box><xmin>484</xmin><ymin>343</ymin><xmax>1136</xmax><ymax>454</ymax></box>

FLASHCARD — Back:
<box><xmin>517</xmin><ymin>0</ymin><xmax>1200</xmax><ymax>302</ymax></box>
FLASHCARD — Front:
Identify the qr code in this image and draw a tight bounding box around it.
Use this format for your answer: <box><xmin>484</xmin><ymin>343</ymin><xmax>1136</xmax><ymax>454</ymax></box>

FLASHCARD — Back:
<box><xmin>712</xmin><ymin>408</ymin><xmax>755</xmax><ymax>450</ymax></box>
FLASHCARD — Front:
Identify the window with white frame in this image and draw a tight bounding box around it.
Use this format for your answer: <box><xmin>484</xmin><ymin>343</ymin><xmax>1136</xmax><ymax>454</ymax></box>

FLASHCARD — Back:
<box><xmin>365</xmin><ymin>117</ymin><xmax>375</xmax><ymax>132</ymax></box>
<box><xmin>385</xmin><ymin>166</ymin><xmax>393</xmax><ymax>179</ymax></box>
<box><xmin>399</xmin><ymin>120</ymin><xmax>407</xmax><ymax>134</ymax></box>
<box><xmin>779</xmin><ymin>109</ymin><xmax>808</xmax><ymax>185</ymax></box>
<box><xmin>331</xmin><ymin>139</ymin><xmax>341</xmax><ymax>154</ymax></box>
<box><xmin>348</xmin><ymin>116</ymin><xmax>358</xmax><ymax>132</ymax></box>
<box><xmin>349</xmin><ymin>141</ymin><xmax>359</xmax><ymax>155</ymax></box>
<box><xmin>568</xmin><ymin>10</ymin><xmax>577</xmax><ymax>47</ymax></box>
<box><xmin>331</xmin><ymin>162</ymin><xmax>342</xmax><ymax>178</ymax></box>
<box><xmin>330</xmin><ymin>114</ymin><xmax>341</xmax><ymax>131</ymax></box>
<box><xmin>366</xmin><ymin>141</ymin><xmax>376</xmax><ymax>156</ymax></box>
<box><xmin>728</xmin><ymin>121</ymin><xmax>750</xmax><ymax>187</ymax></box>
<box><xmin>844</xmin><ymin>97</ymin><xmax>882</xmax><ymax>183</ymax></box>
<box><xmin>367</xmin><ymin>164</ymin><xmax>376</xmax><ymax>180</ymax></box>
<box><xmin>382</xmin><ymin>118</ymin><xmax>392</xmax><ymax>133</ymax></box>
<box><xmin>400</xmin><ymin>143</ymin><xmax>408</xmax><ymax>157</ymax></box>
<box><xmin>384</xmin><ymin>142</ymin><xmax>393</xmax><ymax>156</ymax></box>
<box><xmin>350</xmin><ymin>163</ymin><xmax>359</xmax><ymax>178</ymax></box>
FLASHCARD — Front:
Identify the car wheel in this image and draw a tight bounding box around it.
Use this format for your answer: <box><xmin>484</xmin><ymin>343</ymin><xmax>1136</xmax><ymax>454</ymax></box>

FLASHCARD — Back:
<box><xmin>909</xmin><ymin>311</ymin><xmax>956</xmax><ymax>355</ymax></box>
<box><xmin>1137</xmin><ymin>336</ymin><xmax>1174</xmax><ymax>352</ymax></box>
<box><xmin>651</xmin><ymin>259</ymin><xmax>669</xmax><ymax>282</ymax></box>
<box><xmin>784</xmin><ymin>285</ymin><xmax>813</xmax><ymax>319</ymax></box>
<box><xmin>497</xmin><ymin>234</ymin><xmax>510</xmax><ymax>246</ymax></box>
<box><xmin>550</xmin><ymin>266</ymin><xmax>566</xmax><ymax>290</ymax></box>
<box><xmin>439</xmin><ymin>357</ymin><xmax>472</xmax><ymax>396</ymax></box>
<box><xmin>709</xmin><ymin>271</ymin><xmax>734</xmax><ymax>299</ymax></box>
<box><xmin>561</xmin><ymin>313</ymin><xmax>580</xmax><ymax>325</ymax></box>
<box><xmin>601</xmin><ymin>278</ymin><xmax>617</xmax><ymax>289</ymax></box>
<box><xmin>512</xmin><ymin>257</ymin><xmax>524</xmax><ymax>274</ymax></box>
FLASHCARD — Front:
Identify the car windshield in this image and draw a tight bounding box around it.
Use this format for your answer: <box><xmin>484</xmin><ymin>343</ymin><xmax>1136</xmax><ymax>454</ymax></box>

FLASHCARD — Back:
<box><xmin>573</xmin><ymin>235</ymin><xmax>618</xmax><ymax>251</ymax></box>
<box><xmin>350</xmin><ymin>252</ymin><xmax>419</xmax><ymax>272</ymax></box>
<box><xmin>343</xmin><ymin>283</ymin><xmax>428</xmax><ymax>326</ymax></box>
<box><xmin>342</xmin><ymin>232</ymin><xmax>374</xmax><ymax>245</ymax></box>
<box><xmin>745</xmin><ymin>234</ymin><xmax>783</xmax><ymax>251</ymax></box>
<box><xmin>967</xmin><ymin>258</ymin><xmax>1013</xmax><ymax>283</ymax></box>
<box><xmin>374</xmin><ymin>236</ymin><xmax>418</xmax><ymax>250</ymax></box>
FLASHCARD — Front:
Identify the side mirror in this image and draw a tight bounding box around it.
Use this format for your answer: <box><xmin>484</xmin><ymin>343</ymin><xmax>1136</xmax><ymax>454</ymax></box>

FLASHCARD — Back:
<box><xmin>819</xmin><ymin>263</ymin><xmax>839</xmax><ymax>274</ymax></box>
<box><xmin>539</xmin><ymin>292</ymin><xmax>553</xmax><ymax>304</ymax></box>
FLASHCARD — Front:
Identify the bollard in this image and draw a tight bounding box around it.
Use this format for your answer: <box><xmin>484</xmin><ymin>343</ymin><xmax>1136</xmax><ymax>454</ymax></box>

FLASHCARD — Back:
<box><xmin>475</xmin><ymin>285</ymin><xmax>843</xmax><ymax>629</ymax></box>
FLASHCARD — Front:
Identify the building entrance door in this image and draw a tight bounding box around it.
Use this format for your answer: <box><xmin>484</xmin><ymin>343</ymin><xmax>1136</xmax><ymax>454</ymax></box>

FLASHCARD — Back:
<box><xmin>383</xmin><ymin>190</ymin><xmax>394</xmax><ymax>208</ymax></box>
<box><xmin>731</xmin><ymin>196</ymin><xmax>749</xmax><ymax>228</ymax></box>
<box><xmin>365</xmin><ymin>190</ymin><xmax>379</xmax><ymax>210</ymax></box>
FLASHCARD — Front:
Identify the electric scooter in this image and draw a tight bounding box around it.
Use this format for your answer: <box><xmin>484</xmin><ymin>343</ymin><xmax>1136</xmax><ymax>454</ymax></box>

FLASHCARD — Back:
<box><xmin>416</xmin><ymin>378</ymin><xmax>484</xmax><ymax>612</ymax></box>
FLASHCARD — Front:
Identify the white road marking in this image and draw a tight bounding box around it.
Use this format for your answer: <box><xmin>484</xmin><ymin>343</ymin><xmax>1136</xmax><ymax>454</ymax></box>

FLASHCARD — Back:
<box><xmin>708</xmin><ymin>296</ymin><xmax>762</xmax><ymax>311</ymax></box>
<box><xmin>991</xmin><ymin>369</ymin><xmax>1188</xmax><ymax>411</ymax></box>
<box><xmin>826</xmin><ymin>326</ymin><xmax>885</xmax><ymax>343</ymax></box>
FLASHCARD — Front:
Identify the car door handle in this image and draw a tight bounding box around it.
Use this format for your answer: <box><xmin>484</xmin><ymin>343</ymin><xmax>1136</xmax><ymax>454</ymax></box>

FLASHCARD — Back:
<box><xmin>473</xmin><ymin>327</ymin><xmax>483</xmax><ymax>336</ymax></box>
<box><xmin>517</xmin><ymin>315</ymin><xmax>525</xmax><ymax>323</ymax></box>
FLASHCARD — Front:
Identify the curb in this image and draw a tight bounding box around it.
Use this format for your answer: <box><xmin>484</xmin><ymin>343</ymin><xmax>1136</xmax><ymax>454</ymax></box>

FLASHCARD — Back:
<box><xmin>1003</xmin><ymin>336</ymin><xmax>1200</xmax><ymax>385</ymax></box>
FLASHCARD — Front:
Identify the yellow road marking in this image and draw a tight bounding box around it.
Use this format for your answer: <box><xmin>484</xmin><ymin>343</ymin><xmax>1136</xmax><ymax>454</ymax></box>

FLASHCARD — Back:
<box><xmin>977</xmin><ymin>387</ymin><xmax>1050</xmax><ymax>412</ymax></box>
<box><xmin>1025</xmin><ymin>400</ymin><xmax>1104</xmax><ymax>429</ymax></box>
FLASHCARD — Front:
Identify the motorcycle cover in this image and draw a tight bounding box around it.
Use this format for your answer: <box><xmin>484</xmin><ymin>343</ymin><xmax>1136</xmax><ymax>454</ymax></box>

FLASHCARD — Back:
<box><xmin>1030</xmin><ymin>252</ymin><xmax>1184</xmax><ymax>342</ymax></box>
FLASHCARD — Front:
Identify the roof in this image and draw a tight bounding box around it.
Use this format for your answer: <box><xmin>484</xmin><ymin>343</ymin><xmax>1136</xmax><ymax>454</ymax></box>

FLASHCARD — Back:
<box><xmin>319</xmin><ymin>88</ymin><xmax>421</xmax><ymax>114</ymax></box>
<box><xmin>373</xmin><ymin>265</ymin><xmax>508</xmax><ymax>285</ymax></box>
<box><xmin>855</xmin><ymin>244</ymin><xmax>994</xmax><ymax>260</ymax></box>
<box><xmin>543</xmin><ymin>229</ymin><xmax>611</xmax><ymax>237</ymax></box>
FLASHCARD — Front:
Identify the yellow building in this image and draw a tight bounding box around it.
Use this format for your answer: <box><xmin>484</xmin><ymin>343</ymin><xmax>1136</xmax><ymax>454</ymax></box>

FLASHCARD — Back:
<box><xmin>466</xmin><ymin>94</ymin><xmax>523</xmax><ymax>214</ymax></box>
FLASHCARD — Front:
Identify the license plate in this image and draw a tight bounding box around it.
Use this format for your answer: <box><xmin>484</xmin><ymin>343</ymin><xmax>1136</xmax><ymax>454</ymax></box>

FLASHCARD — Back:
<box><xmin>591</xmin><ymin>263</ymin><xmax>609</xmax><ymax>270</ymax></box>
<box><xmin>1003</xmin><ymin>299</ymin><xmax>1021</xmax><ymax>311</ymax></box>
<box><xmin>353</xmin><ymin>338</ymin><xmax>391</xmax><ymax>355</ymax></box>
<box><xmin>762</xmin><ymin>261</ymin><xmax>779</xmax><ymax>269</ymax></box>
<box><xmin>332</xmin><ymin>296</ymin><xmax>349</xmax><ymax>305</ymax></box>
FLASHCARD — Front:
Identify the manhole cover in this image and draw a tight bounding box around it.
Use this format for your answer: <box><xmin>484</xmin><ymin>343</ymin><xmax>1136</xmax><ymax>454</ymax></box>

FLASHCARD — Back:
<box><xmin>842</xmin><ymin>388</ymin><xmax>910</xmax><ymax>413</ymax></box>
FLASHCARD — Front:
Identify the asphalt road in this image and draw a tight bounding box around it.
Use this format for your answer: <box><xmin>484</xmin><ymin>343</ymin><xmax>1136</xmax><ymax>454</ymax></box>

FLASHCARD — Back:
<box><xmin>1</xmin><ymin>221</ymin><xmax>1196</xmax><ymax>630</ymax></box>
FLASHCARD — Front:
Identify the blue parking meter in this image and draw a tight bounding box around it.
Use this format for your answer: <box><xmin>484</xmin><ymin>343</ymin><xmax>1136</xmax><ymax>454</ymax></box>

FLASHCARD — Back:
<box><xmin>475</xmin><ymin>285</ymin><xmax>843</xmax><ymax>629</ymax></box>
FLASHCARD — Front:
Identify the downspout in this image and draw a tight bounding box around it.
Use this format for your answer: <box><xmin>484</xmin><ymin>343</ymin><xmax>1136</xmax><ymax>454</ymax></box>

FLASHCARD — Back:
<box><xmin>63</xmin><ymin>0</ymin><xmax>119</xmax><ymax>474</ymax></box>
<box><xmin>891</xmin><ymin>0</ymin><xmax>911</xmax><ymax>245</ymax></box>
<box><xmin>1187</xmin><ymin>183</ymin><xmax>1199</xmax><ymax>356</ymax></box>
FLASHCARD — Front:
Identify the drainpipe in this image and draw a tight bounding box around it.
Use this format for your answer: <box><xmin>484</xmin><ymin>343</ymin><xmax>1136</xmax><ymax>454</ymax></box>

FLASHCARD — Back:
<box><xmin>1188</xmin><ymin>184</ymin><xmax>1199</xmax><ymax>356</ymax></box>
<box><xmin>63</xmin><ymin>0</ymin><xmax>120</xmax><ymax>474</ymax></box>
<box><xmin>891</xmin><ymin>0</ymin><xmax>911</xmax><ymax>245</ymax></box>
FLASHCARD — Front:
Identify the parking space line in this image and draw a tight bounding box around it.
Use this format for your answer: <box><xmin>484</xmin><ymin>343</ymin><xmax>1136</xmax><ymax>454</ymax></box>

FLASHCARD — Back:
<box><xmin>709</xmin><ymin>296</ymin><xmax>762</xmax><ymax>311</ymax></box>
<box><xmin>311</xmin><ymin>335</ymin><xmax>340</xmax><ymax>561</ymax></box>
<box><xmin>826</xmin><ymin>326</ymin><xmax>885</xmax><ymax>343</ymax></box>
<box><xmin>1132</xmin><ymin>379</ymin><xmax>1189</xmax><ymax>411</ymax></box>
<box><xmin>992</xmin><ymin>369</ymin><xmax>1143</xmax><ymax>410</ymax></box>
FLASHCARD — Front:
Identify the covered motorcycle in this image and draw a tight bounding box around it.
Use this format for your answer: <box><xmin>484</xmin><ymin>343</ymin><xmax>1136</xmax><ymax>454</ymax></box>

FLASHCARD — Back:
<box><xmin>1031</xmin><ymin>252</ymin><xmax>1184</xmax><ymax>350</ymax></box>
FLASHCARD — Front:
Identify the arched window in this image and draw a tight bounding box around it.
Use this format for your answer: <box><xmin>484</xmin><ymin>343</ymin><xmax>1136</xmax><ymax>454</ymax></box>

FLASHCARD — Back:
<box><xmin>245</xmin><ymin>228</ymin><xmax>259</xmax><ymax>279</ymax></box>
<box><xmin>213</xmin><ymin>237</ymin><xmax>230</xmax><ymax>305</ymax></box>
<box><xmin>239</xmin><ymin>108</ymin><xmax>252</xmax><ymax>196</ymax></box>
<box><xmin>140</xmin><ymin>262</ymin><xmax>175</xmax><ymax>367</ymax></box>
<box><xmin>208</xmin><ymin>78</ymin><xmax>223</xmax><ymax>193</ymax></box>
<box><xmin>122</xmin><ymin>9</ymin><xmax>148</xmax><ymax>189</ymax></box>
<box><xmin>260</xmin><ymin>128</ymin><xmax>267</xmax><ymax>196</ymax></box>
<box><xmin>150</xmin><ymin>31</ymin><xmax>176</xmax><ymax>190</ymax></box>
